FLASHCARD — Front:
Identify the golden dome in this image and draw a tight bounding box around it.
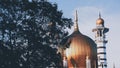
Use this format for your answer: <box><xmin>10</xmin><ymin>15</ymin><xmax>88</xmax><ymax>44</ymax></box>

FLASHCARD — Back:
<box><xmin>96</xmin><ymin>18</ymin><xmax>104</xmax><ymax>25</ymax></box>
<box><xmin>96</xmin><ymin>12</ymin><xmax>104</xmax><ymax>25</ymax></box>
<box><xmin>65</xmin><ymin>31</ymin><xmax>97</xmax><ymax>68</ymax></box>
<box><xmin>60</xmin><ymin>10</ymin><xmax>97</xmax><ymax>68</ymax></box>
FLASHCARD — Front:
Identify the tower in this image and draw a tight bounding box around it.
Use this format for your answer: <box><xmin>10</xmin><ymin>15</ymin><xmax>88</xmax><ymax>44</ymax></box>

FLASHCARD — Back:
<box><xmin>92</xmin><ymin>13</ymin><xmax>109</xmax><ymax>68</ymax></box>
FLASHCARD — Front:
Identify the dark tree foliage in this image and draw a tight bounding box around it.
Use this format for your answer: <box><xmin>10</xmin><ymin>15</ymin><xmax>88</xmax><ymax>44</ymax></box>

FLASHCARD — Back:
<box><xmin>0</xmin><ymin>0</ymin><xmax>73</xmax><ymax>68</ymax></box>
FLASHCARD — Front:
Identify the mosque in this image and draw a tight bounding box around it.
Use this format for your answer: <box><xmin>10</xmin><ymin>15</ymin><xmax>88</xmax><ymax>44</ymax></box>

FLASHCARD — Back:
<box><xmin>58</xmin><ymin>10</ymin><xmax>109</xmax><ymax>68</ymax></box>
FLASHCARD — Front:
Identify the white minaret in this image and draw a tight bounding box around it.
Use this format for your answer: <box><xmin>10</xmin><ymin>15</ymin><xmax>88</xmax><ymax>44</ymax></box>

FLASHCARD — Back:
<box><xmin>92</xmin><ymin>13</ymin><xmax>109</xmax><ymax>68</ymax></box>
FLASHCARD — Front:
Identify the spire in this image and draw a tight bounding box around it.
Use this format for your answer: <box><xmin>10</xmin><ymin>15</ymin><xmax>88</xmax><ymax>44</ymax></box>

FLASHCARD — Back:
<box><xmin>74</xmin><ymin>10</ymin><xmax>79</xmax><ymax>31</ymax></box>
<box><xmin>113</xmin><ymin>63</ymin><xmax>115</xmax><ymax>68</ymax></box>
<box><xmin>99</xmin><ymin>12</ymin><xmax>101</xmax><ymax>18</ymax></box>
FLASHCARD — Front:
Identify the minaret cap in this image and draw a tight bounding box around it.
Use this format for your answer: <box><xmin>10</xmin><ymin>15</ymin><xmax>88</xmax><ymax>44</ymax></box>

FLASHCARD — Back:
<box><xmin>74</xmin><ymin>10</ymin><xmax>79</xmax><ymax>31</ymax></box>
<box><xmin>96</xmin><ymin>12</ymin><xmax>104</xmax><ymax>25</ymax></box>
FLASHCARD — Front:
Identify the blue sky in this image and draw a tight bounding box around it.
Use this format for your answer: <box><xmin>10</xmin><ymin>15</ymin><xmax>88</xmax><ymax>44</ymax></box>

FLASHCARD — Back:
<box><xmin>49</xmin><ymin>0</ymin><xmax>120</xmax><ymax>68</ymax></box>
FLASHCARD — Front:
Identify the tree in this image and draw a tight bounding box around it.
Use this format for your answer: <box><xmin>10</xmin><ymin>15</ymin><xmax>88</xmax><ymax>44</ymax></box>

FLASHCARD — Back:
<box><xmin>0</xmin><ymin>0</ymin><xmax>72</xmax><ymax>68</ymax></box>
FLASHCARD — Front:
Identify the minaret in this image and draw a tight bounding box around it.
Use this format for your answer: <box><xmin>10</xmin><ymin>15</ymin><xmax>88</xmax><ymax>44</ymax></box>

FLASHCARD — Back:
<box><xmin>92</xmin><ymin>13</ymin><xmax>109</xmax><ymax>68</ymax></box>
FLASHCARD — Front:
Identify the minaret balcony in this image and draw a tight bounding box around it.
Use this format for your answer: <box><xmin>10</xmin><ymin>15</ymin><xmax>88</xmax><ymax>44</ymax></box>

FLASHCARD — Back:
<box><xmin>95</xmin><ymin>40</ymin><xmax>108</xmax><ymax>43</ymax></box>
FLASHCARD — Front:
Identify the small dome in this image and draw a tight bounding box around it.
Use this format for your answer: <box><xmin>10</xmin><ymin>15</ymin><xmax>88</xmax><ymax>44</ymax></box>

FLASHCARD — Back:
<box><xmin>96</xmin><ymin>18</ymin><xmax>104</xmax><ymax>25</ymax></box>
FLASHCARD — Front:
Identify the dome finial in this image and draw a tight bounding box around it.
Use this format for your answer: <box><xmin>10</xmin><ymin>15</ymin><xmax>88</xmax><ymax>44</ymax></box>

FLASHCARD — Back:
<box><xmin>99</xmin><ymin>12</ymin><xmax>101</xmax><ymax>18</ymax></box>
<box><xmin>75</xmin><ymin>10</ymin><xmax>78</xmax><ymax>23</ymax></box>
<box><xmin>74</xmin><ymin>10</ymin><xmax>79</xmax><ymax>31</ymax></box>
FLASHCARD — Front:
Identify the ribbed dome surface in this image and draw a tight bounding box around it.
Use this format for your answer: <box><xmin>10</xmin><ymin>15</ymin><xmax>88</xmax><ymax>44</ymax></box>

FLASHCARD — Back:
<box><xmin>65</xmin><ymin>31</ymin><xmax>97</xmax><ymax>68</ymax></box>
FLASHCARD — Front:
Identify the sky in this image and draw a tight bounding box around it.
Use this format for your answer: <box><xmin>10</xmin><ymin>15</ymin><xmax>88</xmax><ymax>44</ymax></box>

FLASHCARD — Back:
<box><xmin>49</xmin><ymin>0</ymin><xmax>120</xmax><ymax>68</ymax></box>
